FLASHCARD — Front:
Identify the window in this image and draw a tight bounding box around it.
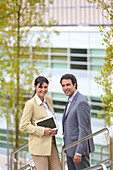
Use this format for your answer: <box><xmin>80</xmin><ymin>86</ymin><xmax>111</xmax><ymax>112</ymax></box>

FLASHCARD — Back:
<box><xmin>53</xmin><ymin>100</ymin><xmax>66</xmax><ymax>114</ymax></box>
<box><xmin>90</xmin><ymin>49</ymin><xmax>106</xmax><ymax>55</ymax></box>
<box><xmin>71</xmin><ymin>49</ymin><xmax>87</xmax><ymax>54</ymax></box>
<box><xmin>70</xmin><ymin>48</ymin><xmax>87</xmax><ymax>70</ymax></box>
<box><xmin>90</xmin><ymin>97</ymin><xmax>103</xmax><ymax>118</ymax></box>
<box><xmin>52</xmin><ymin>63</ymin><xmax>67</xmax><ymax>68</ymax></box>
<box><xmin>52</xmin><ymin>55</ymin><xmax>67</xmax><ymax>61</ymax></box>
<box><xmin>51</xmin><ymin>48</ymin><xmax>67</xmax><ymax>53</ymax></box>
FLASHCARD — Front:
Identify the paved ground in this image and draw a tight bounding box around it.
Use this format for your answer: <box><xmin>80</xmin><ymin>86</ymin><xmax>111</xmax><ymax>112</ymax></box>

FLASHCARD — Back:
<box><xmin>0</xmin><ymin>154</ymin><xmax>7</xmax><ymax>170</ymax></box>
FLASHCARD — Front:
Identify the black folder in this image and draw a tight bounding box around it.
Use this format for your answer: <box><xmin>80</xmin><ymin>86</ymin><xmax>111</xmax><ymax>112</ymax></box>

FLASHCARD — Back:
<box><xmin>35</xmin><ymin>116</ymin><xmax>58</xmax><ymax>130</ymax></box>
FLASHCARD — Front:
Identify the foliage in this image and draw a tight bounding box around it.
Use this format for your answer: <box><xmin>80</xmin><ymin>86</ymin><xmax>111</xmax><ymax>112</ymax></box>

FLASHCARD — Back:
<box><xmin>0</xmin><ymin>0</ymin><xmax>57</xmax><ymax>168</ymax></box>
<box><xmin>0</xmin><ymin>74</ymin><xmax>6</xmax><ymax>102</ymax></box>
<box><xmin>87</xmin><ymin>0</ymin><xmax>113</xmax><ymax>126</ymax></box>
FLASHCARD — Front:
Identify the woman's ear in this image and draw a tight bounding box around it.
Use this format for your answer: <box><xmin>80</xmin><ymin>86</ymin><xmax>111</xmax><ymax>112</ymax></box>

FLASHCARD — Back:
<box><xmin>34</xmin><ymin>85</ymin><xmax>36</xmax><ymax>90</ymax></box>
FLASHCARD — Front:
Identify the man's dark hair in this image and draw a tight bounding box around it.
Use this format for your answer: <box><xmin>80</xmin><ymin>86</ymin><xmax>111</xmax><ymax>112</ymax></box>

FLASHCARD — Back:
<box><xmin>60</xmin><ymin>73</ymin><xmax>78</xmax><ymax>89</ymax></box>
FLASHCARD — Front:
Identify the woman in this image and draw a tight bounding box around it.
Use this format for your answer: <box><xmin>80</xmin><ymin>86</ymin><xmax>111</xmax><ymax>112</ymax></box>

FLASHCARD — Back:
<box><xmin>20</xmin><ymin>76</ymin><xmax>61</xmax><ymax>170</ymax></box>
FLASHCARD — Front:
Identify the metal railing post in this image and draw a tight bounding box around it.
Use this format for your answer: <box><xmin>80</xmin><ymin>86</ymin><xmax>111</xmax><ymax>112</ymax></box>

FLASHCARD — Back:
<box><xmin>10</xmin><ymin>152</ymin><xmax>13</xmax><ymax>170</ymax></box>
<box><xmin>61</xmin><ymin>149</ymin><xmax>65</xmax><ymax>170</ymax></box>
<box><xmin>10</xmin><ymin>143</ymin><xmax>28</xmax><ymax>170</ymax></box>
<box><xmin>101</xmin><ymin>144</ymin><xmax>110</xmax><ymax>160</ymax></box>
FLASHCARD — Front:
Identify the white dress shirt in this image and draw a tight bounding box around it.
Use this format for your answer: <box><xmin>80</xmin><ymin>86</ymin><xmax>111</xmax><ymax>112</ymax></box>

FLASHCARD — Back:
<box><xmin>66</xmin><ymin>90</ymin><xmax>82</xmax><ymax>157</ymax></box>
<box><xmin>65</xmin><ymin>90</ymin><xmax>78</xmax><ymax>115</ymax></box>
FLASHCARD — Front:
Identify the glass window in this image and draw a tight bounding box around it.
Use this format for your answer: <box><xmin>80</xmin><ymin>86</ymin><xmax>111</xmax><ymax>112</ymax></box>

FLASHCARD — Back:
<box><xmin>71</xmin><ymin>64</ymin><xmax>87</xmax><ymax>70</ymax></box>
<box><xmin>70</xmin><ymin>49</ymin><xmax>87</xmax><ymax>70</ymax></box>
<box><xmin>53</xmin><ymin>100</ymin><xmax>66</xmax><ymax>106</ymax></box>
<box><xmin>91</xmin><ymin>113</ymin><xmax>98</xmax><ymax>118</ymax></box>
<box><xmin>52</xmin><ymin>93</ymin><xmax>66</xmax><ymax>99</ymax></box>
<box><xmin>90</xmin><ymin>49</ymin><xmax>106</xmax><ymax>55</ymax></box>
<box><xmin>90</xmin><ymin>65</ymin><xmax>103</xmax><ymax>71</ymax></box>
<box><xmin>90</xmin><ymin>105</ymin><xmax>102</xmax><ymax>111</ymax></box>
<box><xmin>33</xmin><ymin>55</ymin><xmax>48</xmax><ymax>60</ymax></box>
<box><xmin>52</xmin><ymin>63</ymin><xmax>68</xmax><ymax>69</ymax></box>
<box><xmin>90</xmin><ymin>57</ymin><xmax>104</xmax><ymax>64</ymax></box>
<box><xmin>70</xmin><ymin>48</ymin><xmax>87</xmax><ymax>54</ymax></box>
<box><xmin>90</xmin><ymin>96</ymin><xmax>103</xmax><ymax>115</ymax></box>
<box><xmin>54</xmin><ymin>108</ymin><xmax>64</xmax><ymax>113</ymax></box>
<box><xmin>91</xmin><ymin>97</ymin><xmax>101</xmax><ymax>103</ymax></box>
<box><xmin>53</xmin><ymin>99</ymin><xmax>66</xmax><ymax>114</ymax></box>
<box><xmin>71</xmin><ymin>56</ymin><xmax>87</xmax><ymax>62</ymax></box>
<box><xmin>51</xmin><ymin>48</ymin><xmax>67</xmax><ymax>53</ymax></box>
<box><xmin>33</xmin><ymin>47</ymin><xmax>48</xmax><ymax>53</ymax></box>
<box><xmin>52</xmin><ymin>55</ymin><xmax>67</xmax><ymax>61</ymax></box>
<box><xmin>35</xmin><ymin>62</ymin><xmax>48</xmax><ymax>68</ymax></box>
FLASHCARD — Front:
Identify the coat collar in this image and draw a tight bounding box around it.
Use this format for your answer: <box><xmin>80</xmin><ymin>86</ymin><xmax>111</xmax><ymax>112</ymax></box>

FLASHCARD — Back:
<box><xmin>34</xmin><ymin>94</ymin><xmax>54</xmax><ymax>114</ymax></box>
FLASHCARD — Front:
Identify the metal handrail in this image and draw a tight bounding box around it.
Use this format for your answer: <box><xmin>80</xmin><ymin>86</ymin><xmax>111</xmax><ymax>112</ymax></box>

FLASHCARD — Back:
<box><xmin>10</xmin><ymin>142</ymin><xmax>62</xmax><ymax>169</ymax></box>
<box><xmin>10</xmin><ymin>127</ymin><xmax>113</xmax><ymax>170</ymax></box>
<box><xmin>61</xmin><ymin>127</ymin><xmax>113</xmax><ymax>170</ymax></box>
<box><xmin>19</xmin><ymin>164</ymin><xmax>32</xmax><ymax>170</ymax></box>
<box><xmin>97</xmin><ymin>158</ymin><xmax>110</xmax><ymax>165</ymax></box>
<box><xmin>10</xmin><ymin>143</ymin><xmax>28</xmax><ymax>170</ymax></box>
<box><xmin>101</xmin><ymin>144</ymin><xmax>110</xmax><ymax>160</ymax></box>
<box><xmin>83</xmin><ymin>163</ymin><xmax>107</xmax><ymax>170</ymax></box>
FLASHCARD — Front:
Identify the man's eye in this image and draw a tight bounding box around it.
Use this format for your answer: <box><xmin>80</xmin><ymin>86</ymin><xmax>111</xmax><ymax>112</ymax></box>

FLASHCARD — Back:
<box><xmin>44</xmin><ymin>86</ymin><xmax>48</xmax><ymax>88</ymax></box>
<box><xmin>67</xmin><ymin>84</ymin><xmax>70</xmax><ymax>86</ymax></box>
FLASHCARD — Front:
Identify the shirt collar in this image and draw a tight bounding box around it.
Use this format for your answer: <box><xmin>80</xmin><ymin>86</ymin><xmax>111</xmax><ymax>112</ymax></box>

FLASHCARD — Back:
<box><xmin>34</xmin><ymin>94</ymin><xmax>46</xmax><ymax>105</ymax></box>
<box><xmin>68</xmin><ymin>90</ymin><xmax>78</xmax><ymax>102</ymax></box>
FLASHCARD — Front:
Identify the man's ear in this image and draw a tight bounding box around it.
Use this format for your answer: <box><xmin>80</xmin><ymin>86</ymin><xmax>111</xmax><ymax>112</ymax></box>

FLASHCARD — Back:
<box><xmin>74</xmin><ymin>83</ymin><xmax>76</xmax><ymax>89</ymax></box>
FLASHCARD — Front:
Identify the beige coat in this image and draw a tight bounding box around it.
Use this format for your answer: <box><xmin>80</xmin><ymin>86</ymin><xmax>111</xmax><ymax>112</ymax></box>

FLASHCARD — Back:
<box><xmin>20</xmin><ymin>96</ymin><xmax>55</xmax><ymax>156</ymax></box>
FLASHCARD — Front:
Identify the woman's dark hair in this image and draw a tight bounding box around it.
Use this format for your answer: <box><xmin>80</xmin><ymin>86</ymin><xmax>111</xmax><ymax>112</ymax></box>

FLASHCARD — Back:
<box><xmin>32</xmin><ymin>76</ymin><xmax>49</xmax><ymax>97</ymax></box>
<box><xmin>60</xmin><ymin>73</ymin><xmax>78</xmax><ymax>89</ymax></box>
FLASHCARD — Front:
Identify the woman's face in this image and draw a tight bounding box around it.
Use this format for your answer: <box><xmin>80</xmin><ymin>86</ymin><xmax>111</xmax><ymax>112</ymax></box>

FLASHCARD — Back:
<box><xmin>34</xmin><ymin>82</ymin><xmax>48</xmax><ymax>101</ymax></box>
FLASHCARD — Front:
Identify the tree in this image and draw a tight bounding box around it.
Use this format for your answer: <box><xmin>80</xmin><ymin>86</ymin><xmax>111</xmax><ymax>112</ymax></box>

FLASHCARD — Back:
<box><xmin>0</xmin><ymin>75</ymin><xmax>6</xmax><ymax>102</ymax></box>
<box><xmin>0</xmin><ymin>0</ymin><xmax>57</xmax><ymax>169</ymax></box>
<box><xmin>87</xmin><ymin>0</ymin><xmax>113</xmax><ymax>126</ymax></box>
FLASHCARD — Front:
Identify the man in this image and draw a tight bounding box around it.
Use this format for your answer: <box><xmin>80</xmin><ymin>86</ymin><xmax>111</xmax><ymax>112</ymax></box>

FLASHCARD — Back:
<box><xmin>60</xmin><ymin>74</ymin><xmax>95</xmax><ymax>170</ymax></box>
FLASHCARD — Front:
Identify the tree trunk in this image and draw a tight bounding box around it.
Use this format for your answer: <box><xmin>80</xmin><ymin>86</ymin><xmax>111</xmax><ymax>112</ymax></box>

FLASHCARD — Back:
<box><xmin>14</xmin><ymin>8</ymin><xmax>20</xmax><ymax>170</ymax></box>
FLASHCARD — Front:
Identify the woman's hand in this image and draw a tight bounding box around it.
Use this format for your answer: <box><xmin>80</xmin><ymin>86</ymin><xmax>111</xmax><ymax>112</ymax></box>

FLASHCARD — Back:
<box><xmin>44</xmin><ymin>128</ymin><xmax>57</xmax><ymax>135</ymax></box>
<box><xmin>44</xmin><ymin>128</ymin><xmax>52</xmax><ymax>135</ymax></box>
<box><xmin>50</xmin><ymin>129</ymin><xmax>57</xmax><ymax>135</ymax></box>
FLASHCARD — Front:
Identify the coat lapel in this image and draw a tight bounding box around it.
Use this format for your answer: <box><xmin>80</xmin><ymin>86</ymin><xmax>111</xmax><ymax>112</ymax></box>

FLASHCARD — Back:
<box><xmin>33</xmin><ymin>97</ymin><xmax>48</xmax><ymax>117</ymax></box>
<box><xmin>64</xmin><ymin>91</ymin><xmax>79</xmax><ymax>120</ymax></box>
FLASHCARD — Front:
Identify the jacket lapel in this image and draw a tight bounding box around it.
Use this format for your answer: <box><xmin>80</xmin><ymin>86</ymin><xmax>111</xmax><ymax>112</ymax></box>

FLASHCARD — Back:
<box><xmin>64</xmin><ymin>91</ymin><xmax>79</xmax><ymax>120</ymax></box>
<box><xmin>34</xmin><ymin>97</ymin><xmax>48</xmax><ymax>117</ymax></box>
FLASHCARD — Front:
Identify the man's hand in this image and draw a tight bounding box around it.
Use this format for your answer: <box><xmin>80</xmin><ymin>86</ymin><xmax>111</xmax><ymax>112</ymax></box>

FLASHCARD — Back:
<box><xmin>73</xmin><ymin>154</ymin><xmax>82</xmax><ymax>164</ymax></box>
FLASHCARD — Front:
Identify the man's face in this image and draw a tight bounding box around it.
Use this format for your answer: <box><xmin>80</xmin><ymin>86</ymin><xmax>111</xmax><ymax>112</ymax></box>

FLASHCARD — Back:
<box><xmin>61</xmin><ymin>79</ymin><xmax>76</xmax><ymax>98</ymax></box>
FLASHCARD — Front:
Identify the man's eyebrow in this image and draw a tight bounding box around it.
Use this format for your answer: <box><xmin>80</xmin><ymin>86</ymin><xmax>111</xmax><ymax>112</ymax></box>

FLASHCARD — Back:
<box><xmin>62</xmin><ymin>83</ymin><xmax>71</xmax><ymax>86</ymax></box>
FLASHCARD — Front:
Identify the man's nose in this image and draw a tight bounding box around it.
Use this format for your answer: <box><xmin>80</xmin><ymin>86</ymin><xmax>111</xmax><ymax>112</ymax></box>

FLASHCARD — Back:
<box><xmin>63</xmin><ymin>86</ymin><xmax>67</xmax><ymax>90</ymax></box>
